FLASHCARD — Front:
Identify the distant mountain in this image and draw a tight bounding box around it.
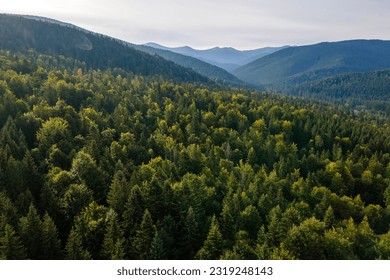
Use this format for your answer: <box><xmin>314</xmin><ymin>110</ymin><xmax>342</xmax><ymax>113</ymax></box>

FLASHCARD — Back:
<box><xmin>133</xmin><ymin>44</ymin><xmax>248</xmax><ymax>87</ymax></box>
<box><xmin>233</xmin><ymin>40</ymin><xmax>390</xmax><ymax>87</ymax></box>
<box><xmin>0</xmin><ymin>14</ymin><xmax>209</xmax><ymax>83</ymax></box>
<box><xmin>144</xmin><ymin>43</ymin><xmax>287</xmax><ymax>72</ymax></box>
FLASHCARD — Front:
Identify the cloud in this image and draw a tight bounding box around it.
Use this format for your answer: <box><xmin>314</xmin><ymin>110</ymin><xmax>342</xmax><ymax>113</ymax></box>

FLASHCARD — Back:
<box><xmin>1</xmin><ymin>0</ymin><xmax>390</xmax><ymax>49</ymax></box>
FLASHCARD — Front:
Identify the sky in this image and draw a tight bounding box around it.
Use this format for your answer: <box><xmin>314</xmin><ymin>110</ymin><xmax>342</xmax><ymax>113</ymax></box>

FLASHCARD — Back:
<box><xmin>1</xmin><ymin>0</ymin><xmax>390</xmax><ymax>50</ymax></box>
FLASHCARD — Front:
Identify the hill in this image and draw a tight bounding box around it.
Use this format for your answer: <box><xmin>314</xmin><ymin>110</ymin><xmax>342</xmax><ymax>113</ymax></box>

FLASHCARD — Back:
<box><xmin>233</xmin><ymin>40</ymin><xmax>390</xmax><ymax>87</ymax></box>
<box><xmin>275</xmin><ymin>69</ymin><xmax>390</xmax><ymax>114</ymax></box>
<box><xmin>132</xmin><ymin>44</ymin><xmax>248</xmax><ymax>87</ymax></box>
<box><xmin>145</xmin><ymin>43</ymin><xmax>287</xmax><ymax>72</ymax></box>
<box><xmin>0</xmin><ymin>14</ymin><xmax>209</xmax><ymax>83</ymax></box>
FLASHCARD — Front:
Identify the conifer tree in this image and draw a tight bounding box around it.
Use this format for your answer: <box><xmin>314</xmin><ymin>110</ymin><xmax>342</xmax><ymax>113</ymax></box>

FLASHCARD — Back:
<box><xmin>131</xmin><ymin>209</ymin><xmax>155</xmax><ymax>259</ymax></box>
<box><xmin>41</xmin><ymin>213</ymin><xmax>62</xmax><ymax>259</ymax></box>
<box><xmin>65</xmin><ymin>228</ymin><xmax>91</xmax><ymax>260</ymax></box>
<box><xmin>0</xmin><ymin>224</ymin><xmax>27</xmax><ymax>260</ymax></box>
<box><xmin>182</xmin><ymin>206</ymin><xmax>200</xmax><ymax>258</ymax></box>
<box><xmin>18</xmin><ymin>203</ymin><xmax>43</xmax><ymax>259</ymax></box>
<box><xmin>150</xmin><ymin>230</ymin><xmax>166</xmax><ymax>260</ymax></box>
<box><xmin>107</xmin><ymin>170</ymin><xmax>130</xmax><ymax>217</ymax></box>
<box><xmin>101</xmin><ymin>210</ymin><xmax>126</xmax><ymax>260</ymax></box>
<box><xmin>196</xmin><ymin>216</ymin><xmax>224</xmax><ymax>260</ymax></box>
<box><xmin>122</xmin><ymin>185</ymin><xmax>144</xmax><ymax>235</ymax></box>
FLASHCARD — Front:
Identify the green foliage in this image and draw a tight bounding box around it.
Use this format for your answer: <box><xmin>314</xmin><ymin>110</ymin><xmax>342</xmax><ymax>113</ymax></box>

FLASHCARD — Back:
<box><xmin>0</xmin><ymin>48</ymin><xmax>390</xmax><ymax>260</ymax></box>
<box><xmin>18</xmin><ymin>204</ymin><xmax>43</xmax><ymax>259</ymax></box>
<box><xmin>196</xmin><ymin>216</ymin><xmax>224</xmax><ymax>260</ymax></box>
<box><xmin>0</xmin><ymin>224</ymin><xmax>27</xmax><ymax>259</ymax></box>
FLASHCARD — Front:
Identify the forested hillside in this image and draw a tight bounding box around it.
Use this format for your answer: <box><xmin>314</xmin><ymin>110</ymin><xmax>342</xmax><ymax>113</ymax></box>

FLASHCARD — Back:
<box><xmin>0</xmin><ymin>50</ymin><xmax>390</xmax><ymax>260</ymax></box>
<box><xmin>273</xmin><ymin>69</ymin><xmax>390</xmax><ymax>115</ymax></box>
<box><xmin>234</xmin><ymin>40</ymin><xmax>390</xmax><ymax>87</ymax></box>
<box><xmin>0</xmin><ymin>14</ymin><xmax>209</xmax><ymax>84</ymax></box>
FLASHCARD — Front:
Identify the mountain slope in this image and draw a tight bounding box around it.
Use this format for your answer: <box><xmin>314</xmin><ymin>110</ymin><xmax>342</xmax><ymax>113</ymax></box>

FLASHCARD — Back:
<box><xmin>133</xmin><ymin>44</ymin><xmax>248</xmax><ymax>87</ymax></box>
<box><xmin>0</xmin><ymin>14</ymin><xmax>209</xmax><ymax>83</ymax></box>
<box><xmin>234</xmin><ymin>40</ymin><xmax>390</xmax><ymax>87</ymax></box>
<box><xmin>145</xmin><ymin>43</ymin><xmax>287</xmax><ymax>72</ymax></box>
<box><xmin>278</xmin><ymin>69</ymin><xmax>390</xmax><ymax>114</ymax></box>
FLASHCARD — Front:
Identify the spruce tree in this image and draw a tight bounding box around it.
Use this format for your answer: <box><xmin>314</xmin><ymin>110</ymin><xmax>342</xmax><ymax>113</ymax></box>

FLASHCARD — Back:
<box><xmin>107</xmin><ymin>170</ymin><xmax>130</xmax><ymax>216</ymax></box>
<box><xmin>41</xmin><ymin>213</ymin><xmax>62</xmax><ymax>259</ymax></box>
<box><xmin>101</xmin><ymin>211</ymin><xmax>126</xmax><ymax>259</ymax></box>
<box><xmin>195</xmin><ymin>216</ymin><xmax>224</xmax><ymax>260</ymax></box>
<box><xmin>0</xmin><ymin>224</ymin><xmax>27</xmax><ymax>259</ymax></box>
<box><xmin>131</xmin><ymin>209</ymin><xmax>155</xmax><ymax>259</ymax></box>
<box><xmin>18</xmin><ymin>203</ymin><xmax>43</xmax><ymax>259</ymax></box>
<box><xmin>65</xmin><ymin>228</ymin><xmax>91</xmax><ymax>260</ymax></box>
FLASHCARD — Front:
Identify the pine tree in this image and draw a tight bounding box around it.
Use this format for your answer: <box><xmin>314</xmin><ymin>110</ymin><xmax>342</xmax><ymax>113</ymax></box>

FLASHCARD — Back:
<box><xmin>101</xmin><ymin>211</ymin><xmax>126</xmax><ymax>260</ymax></box>
<box><xmin>18</xmin><ymin>203</ymin><xmax>43</xmax><ymax>259</ymax></box>
<box><xmin>131</xmin><ymin>209</ymin><xmax>155</xmax><ymax>259</ymax></box>
<box><xmin>107</xmin><ymin>170</ymin><xmax>130</xmax><ymax>217</ymax></box>
<box><xmin>182</xmin><ymin>206</ymin><xmax>200</xmax><ymax>258</ymax></box>
<box><xmin>41</xmin><ymin>213</ymin><xmax>62</xmax><ymax>259</ymax></box>
<box><xmin>0</xmin><ymin>224</ymin><xmax>27</xmax><ymax>259</ymax></box>
<box><xmin>122</xmin><ymin>185</ymin><xmax>144</xmax><ymax>236</ymax></box>
<box><xmin>195</xmin><ymin>216</ymin><xmax>224</xmax><ymax>260</ymax></box>
<box><xmin>65</xmin><ymin>228</ymin><xmax>91</xmax><ymax>260</ymax></box>
<box><xmin>149</xmin><ymin>230</ymin><xmax>166</xmax><ymax>260</ymax></box>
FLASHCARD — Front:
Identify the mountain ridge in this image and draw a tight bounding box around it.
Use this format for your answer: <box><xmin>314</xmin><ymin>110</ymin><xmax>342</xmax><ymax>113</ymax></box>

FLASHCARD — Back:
<box><xmin>0</xmin><ymin>14</ymin><xmax>210</xmax><ymax>84</ymax></box>
<box><xmin>144</xmin><ymin>42</ymin><xmax>288</xmax><ymax>72</ymax></box>
<box><xmin>233</xmin><ymin>39</ymin><xmax>390</xmax><ymax>87</ymax></box>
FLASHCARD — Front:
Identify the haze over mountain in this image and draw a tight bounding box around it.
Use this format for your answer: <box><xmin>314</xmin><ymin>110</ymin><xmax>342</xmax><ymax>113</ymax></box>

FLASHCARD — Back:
<box><xmin>132</xmin><ymin>44</ymin><xmax>247</xmax><ymax>87</ymax></box>
<box><xmin>233</xmin><ymin>40</ymin><xmax>390</xmax><ymax>87</ymax></box>
<box><xmin>145</xmin><ymin>43</ymin><xmax>287</xmax><ymax>72</ymax></box>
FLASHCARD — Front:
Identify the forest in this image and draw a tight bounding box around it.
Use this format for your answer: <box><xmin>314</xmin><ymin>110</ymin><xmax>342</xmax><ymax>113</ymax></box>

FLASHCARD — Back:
<box><xmin>0</xmin><ymin>50</ymin><xmax>390</xmax><ymax>260</ymax></box>
<box><xmin>272</xmin><ymin>69</ymin><xmax>390</xmax><ymax>116</ymax></box>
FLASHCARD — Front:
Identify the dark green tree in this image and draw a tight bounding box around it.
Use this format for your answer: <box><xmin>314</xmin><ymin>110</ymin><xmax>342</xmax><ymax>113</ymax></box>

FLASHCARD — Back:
<box><xmin>0</xmin><ymin>224</ymin><xmax>27</xmax><ymax>260</ymax></box>
<box><xmin>196</xmin><ymin>216</ymin><xmax>224</xmax><ymax>260</ymax></box>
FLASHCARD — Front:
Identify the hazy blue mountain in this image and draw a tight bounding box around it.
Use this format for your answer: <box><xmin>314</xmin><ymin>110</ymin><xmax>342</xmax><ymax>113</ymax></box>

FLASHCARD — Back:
<box><xmin>0</xmin><ymin>14</ymin><xmax>209</xmax><ymax>83</ymax></box>
<box><xmin>133</xmin><ymin>44</ymin><xmax>248</xmax><ymax>87</ymax></box>
<box><xmin>233</xmin><ymin>40</ymin><xmax>390</xmax><ymax>87</ymax></box>
<box><xmin>144</xmin><ymin>43</ymin><xmax>287</xmax><ymax>72</ymax></box>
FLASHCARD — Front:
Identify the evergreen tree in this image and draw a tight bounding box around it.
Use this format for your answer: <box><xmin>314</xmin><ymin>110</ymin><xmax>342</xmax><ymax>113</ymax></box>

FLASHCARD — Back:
<box><xmin>0</xmin><ymin>224</ymin><xmax>27</xmax><ymax>260</ymax></box>
<box><xmin>18</xmin><ymin>203</ymin><xmax>43</xmax><ymax>259</ymax></box>
<box><xmin>196</xmin><ymin>216</ymin><xmax>224</xmax><ymax>260</ymax></box>
<box><xmin>107</xmin><ymin>170</ymin><xmax>130</xmax><ymax>217</ymax></box>
<box><xmin>182</xmin><ymin>206</ymin><xmax>200</xmax><ymax>258</ymax></box>
<box><xmin>122</xmin><ymin>185</ymin><xmax>144</xmax><ymax>236</ymax></box>
<box><xmin>101</xmin><ymin>210</ymin><xmax>126</xmax><ymax>260</ymax></box>
<box><xmin>150</xmin><ymin>230</ymin><xmax>166</xmax><ymax>260</ymax></box>
<box><xmin>41</xmin><ymin>213</ymin><xmax>62</xmax><ymax>259</ymax></box>
<box><xmin>65</xmin><ymin>228</ymin><xmax>91</xmax><ymax>260</ymax></box>
<box><xmin>131</xmin><ymin>209</ymin><xmax>155</xmax><ymax>259</ymax></box>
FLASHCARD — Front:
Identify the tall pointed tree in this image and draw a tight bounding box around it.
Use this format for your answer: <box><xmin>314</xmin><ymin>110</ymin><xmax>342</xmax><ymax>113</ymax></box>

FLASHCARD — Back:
<box><xmin>182</xmin><ymin>206</ymin><xmax>200</xmax><ymax>258</ymax></box>
<box><xmin>65</xmin><ymin>228</ymin><xmax>92</xmax><ymax>260</ymax></box>
<box><xmin>122</xmin><ymin>185</ymin><xmax>144</xmax><ymax>236</ymax></box>
<box><xmin>195</xmin><ymin>216</ymin><xmax>224</xmax><ymax>260</ymax></box>
<box><xmin>107</xmin><ymin>170</ymin><xmax>130</xmax><ymax>217</ymax></box>
<box><xmin>131</xmin><ymin>209</ymin><xmax>155</xmax><ymax>259</ymax></box>
<box><xmin>101</xmin><ymin>210</ymin><xmax>126</xmax><ymax>260</ymax></box>
<box><xmin>149</xmin><ymin>229</ymin><xmax>166</xmax><ymax>260</ymax></box>
<box><xmin>41</xmin><ymin>213</ymin><xmax>62</xmax><ymax>259</ymax></box>
<box><xmin>18</xmin><ymin>203</ymin><xmax>43</xmax><ymax>259</ymax></box>
<box><xmin>0</xmin><ymin>224</ymin><xmax>27</xmax><ymax>260</ymax></box>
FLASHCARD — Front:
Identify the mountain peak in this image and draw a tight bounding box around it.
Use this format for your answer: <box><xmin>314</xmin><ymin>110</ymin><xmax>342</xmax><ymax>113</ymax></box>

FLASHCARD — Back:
<box><xmin>144</xmin><ymin>42</ymin><xmax>286</xmax><ymax>72</ymax></box>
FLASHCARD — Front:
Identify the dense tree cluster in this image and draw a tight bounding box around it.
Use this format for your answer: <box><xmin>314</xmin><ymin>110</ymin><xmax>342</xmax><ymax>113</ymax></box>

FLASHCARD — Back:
<box><xmin>0</xmin><ymin>51</ymin><xmax>390</xmax><ymax>260</ymax></box>
<box><xmin>272</xmin><ymin>69</ymin><xmax>390</xmax><ymax>115</ymax></box>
